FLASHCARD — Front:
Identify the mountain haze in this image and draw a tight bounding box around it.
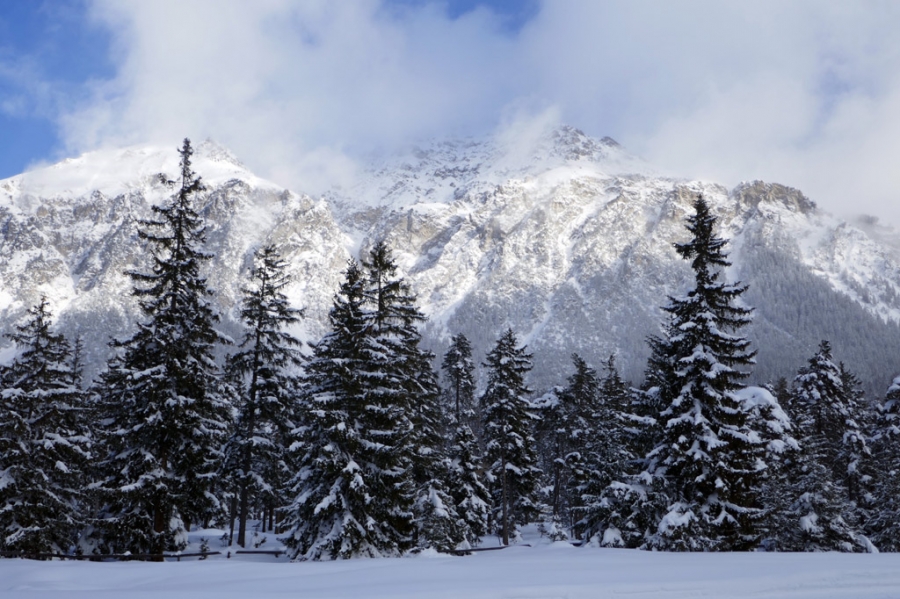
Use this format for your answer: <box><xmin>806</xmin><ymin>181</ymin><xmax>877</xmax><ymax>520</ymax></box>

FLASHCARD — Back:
<box><xmin>2</xmin><ymin>128</ymin><xmax>899</xmax><ymax>395</ymax></box>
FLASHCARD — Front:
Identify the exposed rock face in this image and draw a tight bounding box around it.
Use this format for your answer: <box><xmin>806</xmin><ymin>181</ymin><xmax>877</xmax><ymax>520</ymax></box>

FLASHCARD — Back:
<box><xmin>2</xmin><ymin>129</ymin><xmax>900</xmax><ymax>394</ymax></box>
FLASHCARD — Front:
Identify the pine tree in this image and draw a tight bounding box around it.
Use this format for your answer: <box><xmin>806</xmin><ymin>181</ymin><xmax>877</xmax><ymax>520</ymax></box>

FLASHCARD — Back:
<box><xmin>285</xmin><ymin>244</ymin><xmax>454</xmax><ymax>559</ymax></box>
<box><xmin>837</xmin><ymin>362</ymin><xmax>873</xmax><ymax>507</ymax></box>
<box><xmin>772</xmin><ymin>341</ymin><xmax>872</xmax><ymax>552</ymax></box>
<box><xmin>441</xmin><ymin>334</ymin><xmax>489</xmax><ymax>546</ymax></box>
<box><xmin>535</xmin><ymin>354</ymin><xmax>602</xmax><ymax>536</ymax></box>
<box><xmin>223</xmin><ymin>245</ymin><xmax>303</xmax><ymax>547</ymax></box>
<box><xmin>635</xmin><ymin>195</ymin><xmax>765</xmax><ymax>551</ymax></box>
<box><xmin>790</xmin><ymin>346</ymin><xmax>871</xmax><ymax>506</ymax></box>
<box><xmin>446</xmin><ymin>423</ymin><xmax>490</xmax><ymax>546</ymax></box>
<box><xmin>576</xmin><ymin>355</ymin><xmax>634</xmax><ymax>545</ymax></box>
<box><xmin>0</xmin><ymin>298</ymin><xmax>91</xmax><ymax>554</ymax></box>
<box><xmin>867</xmin><ymin>376</ymin><xmax>900</xmax><ymax>550</ymax></box>
<box><xmin>92</xmin><ymin>139</ymin><xmax>231</xmax><ymax>555</ymax></box>
<box><xmin>284</xmin><ymin>260</ymin><xmax>380</xmax><ymax>559</ymax></box>
<box><xmin>362</xmin><ymin>242</ymin><xmax>461</xmax><ymax>552</ymax></box>
<box><xmin>442</xmin><ymin>334</ymin><xmax>476</xmax><ymax>424</ymax></box>
<box><xmin>732</xmin><ymin>385</ymin><xmax>798</xmax><ymax>551</ymax></box>
<box><xmin>481</xmin><ymin>328</ymin><xmax>541</xmax><ymax>545</ymax></box>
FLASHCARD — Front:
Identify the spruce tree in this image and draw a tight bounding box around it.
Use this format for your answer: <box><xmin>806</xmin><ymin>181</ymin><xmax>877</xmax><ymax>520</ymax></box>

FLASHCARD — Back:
<box><xmin>284</xmin><ymin>260</ymin><xmax>381</xmax><ymax>559</ymax></box>
<box><xmin>599</xmin><ymin>351</ymin><xmax>670</xmax><ymax>548</ymax></box>
<box><xmin>285</xmin><ymin>244</ymin><xmax>455</xmax><ymax>559</ymax></box>
<box><xmin>535</xmin><ymin>354</ymin><xmax>603</xmax><ymax>536</ymax></box>
<box><xmin>790</xmin><ymin>346</ymin><xmax>870</xmax><ymax>504</ymax></box>
<box><xmin>223</xmin><ymin>245</ymin><xmax>303</xmax><ymax>547</ymax></box>
<box><xmin>867</xmin><ymin>376</ymin><xmax>900</xmax><ymax>550</ymax></box>
<box><xmin>441</xmin><ymin>334</ymin><xmax>489</xmax><ymax>547</ymax></box>
<box><xmin>481</xmin><ymin>328</ymin><xmax>541</xmax><ymax>545</ymax></box>
<box><xmin>837</xmin><ymin>362</ymin><xmax>873</xmax><ymax>507</ymax></box>
<box><xmin>0</xmin><ymin>298</ymin><xmax>91</xmax><ymax>554</ymax></box>
<box><xmin>773</xmin><ymin>341</ymin><xmax>872</xmax><ymax>552</ymax></box>
<box><xmin>635</xmin><ymin>195</ymin><xmax>764</xmax><ymax>551</ymax></box>
<box><xmin>362</xmin><ymin>242</ymin><xmax>461</xmax><ymax>552</ymax></box>
<box><xmin>576</xmin><ymin>355</ymin><xmax>634</xmax><ymax>544</ymax></box>
<box><xmin>442</xmin><ymin>334</ymin><xmax>476</xmax><ymax>424</ymax></box>
<box><xmin>69</xmin><ymin>335</ymin><xmax>86</xmax><ymax>389</ymax></box>
<box><xmin>92</xmin><ymin>139</ymin><xmax>231</xmax><ymax>555</ymax></box>
<box><xmin>446</xmin><ymin>423</ymin><xmax>490</xmax><ymax>547</ymax></box>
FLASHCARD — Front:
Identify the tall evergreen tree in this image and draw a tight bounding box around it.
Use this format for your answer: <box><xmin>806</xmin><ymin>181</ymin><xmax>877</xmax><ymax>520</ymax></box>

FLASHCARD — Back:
<box><xmin>362</xmin><ymin>242</ymin><xmax>461</xmax><ymax>552</ymax></box>
<box><xmin>0</xmin><ymin>298</ymin><xmax>91</xmax><ymax>554</ymax></box>
<box><xmin>772</xmin><ymin>341</ymin><xmax>872</xmax><ymax>552</ymax></box>
<box><xmin>68</xmin><ymin>335</ymin><xmax>86</xmax><ymax>390</ymax></box>
<box><xmin>446</xmin><ymin>422</ymin><xmax>490</xmax><ymax>547</ymax></box>
<box><xmin>223</xmin><ymin>245</ymin><xmax>303</xmax><ymax>547</ymax></box>
<box><xmin>92</xmin><ymin>139</ymin><xmax>231</xmax><ymax>555</ymax></box>
<box><xmin>286</xmin><ymin>244</ymin><xmax>458</xmax><ymax>559</ymax></box>
<box><xmin>481</xmin><ymin>328</ymin><xmax>541</xmax><ymax>545</ymax></box>
<box><xmin>632</xmin><ymin>195</ymin><xmax>765</xmax><ymax>551</ymax></box>
<box><xmin>442</xmin><ymin>334</ymin><xmax>476</xmax><ymax>424</ymax></box>
<box><xmin>867</xmin><ymin>376</ymin><xmax>900</xmax><ymax>550</ymax></box>
<box><xmin>284</xmin><ymin>260</ymin><xmax>383</xmax><ymax>559</ymax></box>
<box><xmin>837</xmin><ymin>362</ymin><xmax>873</xmax><ymax>507</ymax></box>
<box><xmin>441</xmin><ymin>334</ymin><xmax>489</xmax><ymax>547</ymax></box>
<box><xmin>790</xmin><ymin>346</ymin><xmax>871</xmax><ymax>503</ymax></box>
<box><xmin>535</xmin><ymin>354</ymin><xmax>603</xmax><ymax>535</ymax></box>
<box><xmin>576</xmin><ymin>355</ymin><xmax>634</xmax><ymax>544</ymax></box>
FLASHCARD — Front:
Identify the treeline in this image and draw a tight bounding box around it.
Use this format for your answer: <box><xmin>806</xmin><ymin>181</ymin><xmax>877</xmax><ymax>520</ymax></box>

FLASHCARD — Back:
<box><xmin>1</xmin><ymin>141</ymin><xmax>898</xmax><ymax>559</ymax></box>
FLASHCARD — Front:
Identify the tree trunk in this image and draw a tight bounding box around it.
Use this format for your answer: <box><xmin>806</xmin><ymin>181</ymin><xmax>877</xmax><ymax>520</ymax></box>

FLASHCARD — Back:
<box><xmin>501</xmin><ymin>455</ymin><xmax>509</xmax><ymax>546</ymax></box>
<box><xmin>152</xmin><ymin>502</ymin><xmax>166</xmax><ymax>561</ymax></box>
<box><xmin>228</xmin><ymin>495</ymin><xmax>237</xmax><ymax>546</ymax></box>
<box><xmin>237</xmin><ymin>480</ymin><xmax>249</xmax><ymax>547</ymax></box>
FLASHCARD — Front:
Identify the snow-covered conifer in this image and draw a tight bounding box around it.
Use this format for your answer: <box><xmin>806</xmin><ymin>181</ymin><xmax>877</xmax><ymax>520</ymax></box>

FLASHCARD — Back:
<box><xmin>576</xmin><ymin>355</ymin><xmax>634</xmax><ymax>543</ymax></box>
<box><xmin>481</xmin><ymin>328</ymin><xmax>541</xmax><ymax>545</ymax></box>
<box><xmin>92</xmin><ymin>139</ymin><xmax>232</xmax><ymax>555</ymax></box>
<box><xmin>794</xmin><ymin>348</ymin><xmax>872</xmax><ymax>501</ymax></box>
<box><xmin>0</xmin><ymin>298</ymin><xmax>91</xmax><ymax>554</ymax></box>
<box><xmin>442</xmin><ymin>334</ymin><xmax>476</xmax><ymax>424</ymax></box>
<box><xmin>284</xmin><ymin>260</ymin><xmax>383</xmax><ymax>559</ymax></box>
<box><xmin>654</xmin><ymin>197</ymin><xmax>762</xmax><ymax>549</ymax></box>
<box><xmin>772</xmin><ymin>342</ymin><xmax>873</xmax><ymax>552</ymax></box>
<box><xmin>286</xmin><ymin>243</ymin><xmax>458</xmax><ymax>559</ymax></box>
<box><xmin>446</xmin><ymin>423</ymin><xmax>490</xmax><ymax>546</ymax></box>
<box><xmin>867</xmin><ymin>376</ymin><xmax>900</xmax><ymax>550</ymax></box>
<box><xmin>534</xmin><ymin>354</ymin><xmax>606</xmax><ymax>536</ymax></box>
<box><xmin>363</xmin><ymin>242</ymin><xmax>461</xmax><ymax>552</ymax></box>
<box><xmin>223</xmin><ymin>245</ymin><xmax>303</xmax><ymax>547</ymax></box>
<box><xmin>837</xmin><ymin>362</ymin><xmax>873</xmax><ymax>507</ymax></box>
<box><xmin>68</xmin><ymin>335</ymin><xmax>86</xmax><ymax>390</ymax></box>
<box><xmin>441</xmin><ymin>335</ymin><xmax>489</xmax><ymax>547</ymax></box>
<box><xmin>632</xmin><ymin>195</ymin><xmax>766</xmax><ymax>551</ymax></box>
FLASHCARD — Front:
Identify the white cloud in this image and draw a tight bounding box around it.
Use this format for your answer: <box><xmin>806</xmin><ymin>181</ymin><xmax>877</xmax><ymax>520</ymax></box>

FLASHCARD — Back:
<box><xmin>58</xmin><ymin>0</ymin><xmax>900</xmax><ymax>223</ymax></box>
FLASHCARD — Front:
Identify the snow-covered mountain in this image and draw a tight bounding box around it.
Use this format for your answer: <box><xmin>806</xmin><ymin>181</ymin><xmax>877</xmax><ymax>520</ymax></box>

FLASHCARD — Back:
<box><xmin>2</xmin><ymin>128</ymin><xmax>900</xmax><ymax>394</ymax></box>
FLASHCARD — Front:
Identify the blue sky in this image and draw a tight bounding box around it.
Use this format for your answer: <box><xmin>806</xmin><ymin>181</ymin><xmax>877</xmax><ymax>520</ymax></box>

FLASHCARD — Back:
<box><xmin>2</xmin><ymin>1</ymin><xmax>900</xmax><ymax>224</ymax></box>
<box><xmin>0</xmin><ymin>1</ymin><xmax>109</xmax><ymax>178</ymax></box>
<box><xmin>0</xmin><ymin>0</ymin><xmax>533</xmax><ymax>179</ymax></box>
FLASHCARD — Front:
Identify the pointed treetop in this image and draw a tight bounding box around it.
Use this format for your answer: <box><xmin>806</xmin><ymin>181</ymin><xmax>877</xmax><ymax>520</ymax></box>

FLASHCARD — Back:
<box><xmin>178</xmin><ymin>138</ymin><xmax>204</xmax><ymax>197</ymax></box>
<box><xmin>675</xmin><ymin>195</ymin><xmax>730</xmax><ymax>274</ymax></box>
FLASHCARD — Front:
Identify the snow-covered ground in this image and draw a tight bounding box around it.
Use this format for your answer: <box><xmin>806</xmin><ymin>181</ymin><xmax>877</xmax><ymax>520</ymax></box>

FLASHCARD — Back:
<box><xmin>2</xmin><ymin>526</ymin><xmax>899</xmax><ymax>598</ymax></box>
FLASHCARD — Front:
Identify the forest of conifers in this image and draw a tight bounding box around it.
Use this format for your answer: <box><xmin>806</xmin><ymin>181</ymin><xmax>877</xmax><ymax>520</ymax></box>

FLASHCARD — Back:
<box><xmin>2</xmin><ymin>139</ymin><xmax>898</xmax><ymax>560</ymax></box>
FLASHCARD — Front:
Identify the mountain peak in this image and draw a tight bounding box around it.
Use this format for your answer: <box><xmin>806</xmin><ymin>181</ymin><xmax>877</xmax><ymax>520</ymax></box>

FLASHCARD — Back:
<box><xmin>195</xmin><ymin>138</ymin><xmax>245</xmax><ymax>169</ymax></box>
<box><xmin>548</xmin><ymin>125</ymin><xmax>619</xmax><ymax>161</ymax></box>
<box><xmin>0</xmin><ymin>140</ymin><xmax>273</xmax><ymax>211</ymax></box>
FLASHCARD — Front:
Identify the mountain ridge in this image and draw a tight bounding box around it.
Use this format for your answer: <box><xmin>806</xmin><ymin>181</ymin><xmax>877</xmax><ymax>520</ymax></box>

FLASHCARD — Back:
<box><xmin>2</xmin><ymin>127</ymin><xmax>899</xmax><ymax>395</ymax></box>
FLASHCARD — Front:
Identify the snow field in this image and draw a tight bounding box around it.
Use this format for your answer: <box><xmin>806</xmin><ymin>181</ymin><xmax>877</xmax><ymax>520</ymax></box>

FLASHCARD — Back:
<box><xmin>2</xmin><ymin>528</ymin><xmax>900</xmax><ymax>598</ymax></box>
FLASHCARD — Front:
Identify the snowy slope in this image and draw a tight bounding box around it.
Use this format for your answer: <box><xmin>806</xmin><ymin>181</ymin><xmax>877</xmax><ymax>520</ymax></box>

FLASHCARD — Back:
<box><xmin>2</xmin><ymin>128</ymin><xmax>900</xmax><ymax>393</ymax></box>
